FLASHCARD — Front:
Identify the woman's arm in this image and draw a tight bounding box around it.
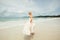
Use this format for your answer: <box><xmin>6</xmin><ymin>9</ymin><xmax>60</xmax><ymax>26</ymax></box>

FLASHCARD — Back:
<box><xmin>30</xmin><ymin>17</ymin><xmax>32</xmax><ymax>23</ymax></box>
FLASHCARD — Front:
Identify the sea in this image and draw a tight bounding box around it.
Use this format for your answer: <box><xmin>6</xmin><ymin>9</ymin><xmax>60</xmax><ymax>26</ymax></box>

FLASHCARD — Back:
<box><xmin>0</xmin><ymin>17</ymin><xmax>58</xmax><ymax>29</ymax></box>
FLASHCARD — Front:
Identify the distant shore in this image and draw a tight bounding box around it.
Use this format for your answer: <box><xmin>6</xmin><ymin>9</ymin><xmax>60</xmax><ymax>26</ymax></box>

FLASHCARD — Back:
<box><xmin>0</xmin><ymin>15</ymin><xmax>60</xmax><ymax>18</ymax></box>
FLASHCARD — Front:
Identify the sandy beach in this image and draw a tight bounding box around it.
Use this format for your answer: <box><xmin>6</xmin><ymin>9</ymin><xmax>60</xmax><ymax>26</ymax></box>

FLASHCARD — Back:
<box><xmin>0</xmin><ymin>18</ymin><xmax>60</xmax><ymax>40</ymax></box>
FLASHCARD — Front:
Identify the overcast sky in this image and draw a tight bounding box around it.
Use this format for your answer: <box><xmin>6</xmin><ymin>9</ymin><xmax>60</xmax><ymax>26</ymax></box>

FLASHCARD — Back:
<box><xmin>0</xmin><ymin>0</ymin><xmax>60</xmax><ymax>17</ymax></box>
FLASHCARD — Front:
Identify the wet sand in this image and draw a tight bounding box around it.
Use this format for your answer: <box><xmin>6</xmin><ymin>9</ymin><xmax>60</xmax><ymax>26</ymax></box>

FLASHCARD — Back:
<box><xmin>0</xmin><ymin>18</ymin><xmax>60</xmax><ymax>40</ymax></box>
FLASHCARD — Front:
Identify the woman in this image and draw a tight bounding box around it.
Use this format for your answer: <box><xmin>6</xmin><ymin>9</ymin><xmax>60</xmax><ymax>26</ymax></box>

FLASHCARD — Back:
<box><xmin>23</xmin><ymin>12</ymin><xmax>35</xmax><ymax>40</ymax></box>
<box><xmin>29</xmin><ymin>12</ymin><xmax>35</xmax><ymax>35</ymax></box>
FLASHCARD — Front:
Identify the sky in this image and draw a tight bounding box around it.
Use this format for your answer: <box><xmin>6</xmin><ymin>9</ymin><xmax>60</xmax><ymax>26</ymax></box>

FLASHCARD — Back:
<box><xmin>0</xmin><ymin>0</ymin><xmax>60</xmax><ymax>17</ymax></box>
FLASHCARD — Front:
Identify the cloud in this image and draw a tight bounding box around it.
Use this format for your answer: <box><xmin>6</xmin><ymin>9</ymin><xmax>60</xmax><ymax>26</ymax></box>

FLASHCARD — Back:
<box><xmin>0</xmin><ymin>0</ymin><xmax>35</xmax><ymax>13</ymax></box>
<box><xmin>33</xmin><ymin>0</ymin><xmax>59</xmax><ymax>12</ymax></box>
<box><xmin>0</xmin><ymin>0</ymin><xmax>60</xmax><ymax>17</ymax></box>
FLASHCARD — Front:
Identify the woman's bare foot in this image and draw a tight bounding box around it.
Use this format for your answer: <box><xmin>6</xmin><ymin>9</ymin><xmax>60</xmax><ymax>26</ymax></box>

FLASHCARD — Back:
<box><xmin>30</xmin><ymin>33</ymin><xmax>35</xmax><ymax>39</ymax></box>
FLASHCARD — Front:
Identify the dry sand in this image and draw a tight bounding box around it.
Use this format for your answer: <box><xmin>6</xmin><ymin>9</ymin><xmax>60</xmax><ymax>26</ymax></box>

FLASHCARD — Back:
<box><xmin>0</xmin><ymin>18</ymin><xmax>60</xmax><ymax>40</ymax></box>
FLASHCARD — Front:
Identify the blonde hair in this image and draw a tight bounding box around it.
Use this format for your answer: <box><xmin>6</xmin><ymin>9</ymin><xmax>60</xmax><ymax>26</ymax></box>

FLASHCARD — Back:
<box><xmin>29</xmin><ymin>12</ymin><xmax>32</xmax><ymax>15</ymax></box>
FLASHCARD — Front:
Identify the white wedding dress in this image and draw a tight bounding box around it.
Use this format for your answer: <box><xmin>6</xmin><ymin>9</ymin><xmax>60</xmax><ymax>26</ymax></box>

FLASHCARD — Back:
<box><xmin>23</xmin><ymin>18</ymin><xmax>35</xmax><ymax>35</ymax></box>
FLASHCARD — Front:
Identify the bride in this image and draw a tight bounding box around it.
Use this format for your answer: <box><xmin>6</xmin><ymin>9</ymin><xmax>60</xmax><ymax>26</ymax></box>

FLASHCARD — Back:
<box><xmin>23</xmin><ymin>12</ymin><xmax>35</xmax><ymax>40</ymax></box>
